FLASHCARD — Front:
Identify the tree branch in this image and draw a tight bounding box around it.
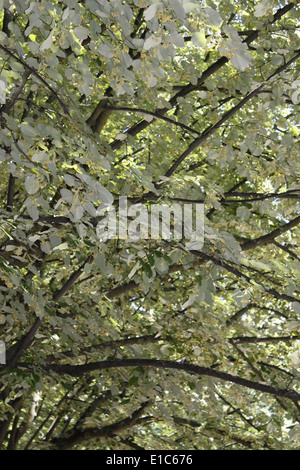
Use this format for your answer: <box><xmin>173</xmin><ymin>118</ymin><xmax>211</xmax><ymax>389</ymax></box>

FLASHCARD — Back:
<box><xmin>230</xmin><ymin>334</ymin><xmax>300</xmax><ymax>345</ymax></box>
<box><xmin>240</xmin><ymin>214</ymin><xmax>300</xmax><ymax>251</ymax></box>
<box><xmin>52</xmin><ymin>400</ymin><xmax>151</xmax><ymax>450</ymax></box>
<box><xmin>165</xmin><ymin>50</ymin><xmax>300</xmax><ymax>177</ymax></box>
<box><xmin>52</xmin><ymin>255</ymin><xmax>94</xmax><ymax>303</ymax></box>
<box><xmin>0</xmin><ymin>69</ymin><xmax>31</xmax><ymax>115</ymax></box>
<box><xmin>0</xmin><ymin>44</ymin><xmax>70</xmax><ymax>116</ymax></box>
<box><xmin>36</xmin><ymin>359</ymin><xmax>300</xmax><ymax>404</ymax></box>
<box><xmin>105</xmin><ymin>105</ymin><xmax>201</xmax><ymax>136</ymax></box>
<box><xmin>109</xmin><ymin>2</ymin><xmax>295</xmax><ymax>152</ymax></box>
<box><xmin>45</xmin><ymin>334</ymin><xmax>170</xmax><ymax>362</ymax></box>
<box><xmin>190</xmin><ymin>249</ymin><xmax>300</xmax><ymax>304</ymax></box>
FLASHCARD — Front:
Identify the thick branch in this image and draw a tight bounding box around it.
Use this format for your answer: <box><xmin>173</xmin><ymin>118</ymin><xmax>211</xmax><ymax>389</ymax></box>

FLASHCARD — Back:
<box><xmin>45</xmin><ymin>334</ymin><xmax>170</xmax><ymax>362</ymax></box>
<box><xmin>5</xmin><ymin>318</ymin><xmax>42</xmax><ymax>369</ymax></box>
<box><xmin>38</xmin><ymin>359</ymin><xmax>300</xmax><ymax>404</ymax></box>
<box><xmin>105</xmin><ymin>105</ymin><xmax>201</xmax><ymax>136</ymax></box>
<box><xmin>240</xmin><ymin>215</ymin><xmax>300</xmax><ymax>251</ymax></box>
<box><xmin>226</xmin><ymin>303</ymin><xmax>255</xmax><ymax>326</ymax></box>
<box><xmin>52</xmin><ymin>400</ymin><xmax>151</xmax><ymax>450</ymax></box>
<box><xmin>230</xmin><ymin>334</ymin><xmax>300</xmax><ymax>345</ymax></box>
<box><xmin>4</xmin><ymin>255</ymin><xmax>93</xmax><ymax>367</ymax></box>
<box><xmin>6</xmin><ymin>174</ymin><xmax>15</xmax><ymax>211</ymax></box>
<box><xmin>52</xmin><ymin>255</ymin><xmax>93</xmax><ymax>303</ymax></box>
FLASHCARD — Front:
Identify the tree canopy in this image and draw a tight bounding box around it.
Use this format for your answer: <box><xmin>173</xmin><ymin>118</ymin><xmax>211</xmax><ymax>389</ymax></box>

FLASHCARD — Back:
<box><xmin>0</xmin><ymin>0</ymin><xmax>300</xmax><ymax>450</ymax></box>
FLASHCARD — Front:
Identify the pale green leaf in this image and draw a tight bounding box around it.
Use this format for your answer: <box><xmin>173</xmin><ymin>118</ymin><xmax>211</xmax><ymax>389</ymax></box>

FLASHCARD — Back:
<box><xmin>40</xmin><ymin>31</ymin><xmax>54</xmax><ymax>51</ymax></box>
<box><xmin>202</xmin><ymin>7</ymin><xmax>223</xmax><ymax>27</ymax></box>
<box><xmin>143</xmin><ymin>35</ymin><xmax>162</xmax><ymax>51</ymax></box>
<box><xmin>0</xmin><ymin>78</ymin><xmax>7</xmax><ymax>104</ymax></box>
<box><xmin>25</xmin><ymin>175</ymin><xmax>39</xmax><ymax>195</ymax></box>
<box><xmin>20</xmin><ymin>123</ymin><xmax>37</xmax><ymax>138</ymax></box>
<box><xmin>144</xmin><ymin>2</ymin><xmax>161</xmax><ymax>21</ymax></box>
<box><xmin>191</xmin><ymin>32</ymin><xmax>206</xmax><ymax>47</ymax></box>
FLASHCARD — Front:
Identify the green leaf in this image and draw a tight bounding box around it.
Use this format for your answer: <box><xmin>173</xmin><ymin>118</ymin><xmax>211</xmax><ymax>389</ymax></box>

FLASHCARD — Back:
<box><xmin>168</xmin><ymin>32</ymin><xmax>185</xmax><ymax>48</ymax></box>
<box><xmin>191</xmin><ymin>32</ymin><xmax>206</xmax><ymax>48</ymax></box>
<box><xmin>141</xmin><ymin>260</ymin><xmax>153</xmax><ymax>278</ymax></box>
<box><xmin>128</xmin><ymin>376</ymin><xmax>138</xmax><ymax>386</ymax></box>
<box><xmin>73</xmin><ymin>26</ymin><xmax>90</xmax><ymax>41</ymax></box>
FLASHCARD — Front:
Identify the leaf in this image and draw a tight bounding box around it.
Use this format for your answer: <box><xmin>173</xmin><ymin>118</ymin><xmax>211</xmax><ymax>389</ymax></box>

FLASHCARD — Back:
<box><xmin>254</xmin><ymin>0</ymin><xmax>272</xmax><ymax>17</ymax></box>
<box><xmin>236</xmin><ymin>206</ymin><xmax>250</xmax><ymax>221</ymax></box>
<box><xmin>115</xmin><ymin>133</ymin><xmax>127</xmax><ymax>141</ymax></box>
<box><xmin>40</xmin><ymin>31</ymin><xmax>54</xmax><ymax>51</ymax></box>
<box><xmin>230</xmin><ymin>51</ymin><xmax>253</xmax><ymax>71</ymax></box>
<box><xmin>291</xmin><ymin>90</ymin><xmax>299</xmax><ymax>105</ymax></box>
<box><xmin>219</xmin><ymin>28</ymin><xmax>253</xmax><ymax>71</ymax></box>
<box><xmin>181</xmin><ymin>294</ymin><xmax>195</xmax><ymax>309</ymax></box>
<box><xmin>191</xmin><ymin>32</ymin><xmax>206</xmax><ymax>47</ymax></box>
<box><xmin>62</xmin><ymin>6</ymin><xmax>70</xmax><ymax>21</ymax></box>
<box><xmin>94</xmin><ymin>182</ymin><xmax>114</xmax><ymax>205</ymax></box>
<box><xmin>0</xmin><ymin>78</ymin><xmax>7</xmax><ymax>104</ymax></box>
<box><xmin>73</xmin><ymin>26</ymin><xmax>90</xmax><ymax>41</ymax></box>
<box><xmin>32</xmin><ymin>151</ymin><xmax>47</xmax><ymax>163</ymax></box>
<box><xmin>63</xmin><ymin>174</ymin><xmax>76</xmax><ymax>186</ymax></box>
<box><xmin>25</xmin><ymin>175</ymin><xmax>39</xmax><ymax>195</ymax></box>
<box><xmin>168</xmin><ymin>32</ymin><xmax>185</xmax><ymax>48</ymax></box>
<box><xmin>128</xmin><ymin>376</ymin><xmax>138</xmax><ymax>386</ymax></box>
<box><xmin>141</xmin><ymin>260</ymin><xmax>153</xmax><ymax>278</ymax></box>
<box><xmin>143</xmin><ymin>35</ymin><xmax>162</xmax><ymax>51</ymax></box>
<box><xmin>98</xmin><ymin>44</ymin><xmax>114</xmax><ymax>58</ymax></box>
<box><xmin>20</xmin><ymin>123</ymin><xmax>37</xmax><ymax>137</ymax></box>
<box><xmin>49</xmin><ymin>234</ymin><xmax>62</xmax><ymax>247</ymax></box>
<box><xmin>53</xmin><ymin>242</ymin><xmax>68</xmax><ymax>252</ymax></box>
<box><xmin>144</xmin><ymin>2</ymin><xmax>161</xmax><ymax>21</ymax></box>
<box><xmin>183</xmin><ymin>2</ymin><xmax>199</xmax><ymax>13</ymax></box>
<box><xmin>60</xmin><ymin>188</ymin><xmax>73</xmax><ymax>203</ymax></box>
<box><xmin>271</xmin><ymin>55</ymin><xmax>283</xmax><ymax>66</ymax></box>
<box><xmin>95</xmin><ymin>253</ymin><xmax>107</xmax><ymax>274</ymax></box>
<box><xmin>233</xmin><ymin>289</ymin><xmax>250</xmax><ymax>307</ymax></box>
<box><xmin>131</xmin><ymin>168</ymin><xmax>159</xmax><ymax>195</ymax></box>
<box><xmin>292</xmin><ymin>302</ymin><xmax>300</xmax><ymax>315</ymax></box>
<box><xmin>25</xmin><ymin>199</ymin><xmax>39</xmax><ymax>221</ymax></box>
<box><xmin>202</xmin><ymin>7</ymin><xmax>223</xmax><ymax>27</ymax></box>
<box><xmin>128</xmin><ymin>262</ymin><xmax>140</xmax><ymax>279</ymax></box>
<box><xmin>72</xmin><ymin>205</ymin><xmax>84</xmax><ymax>221</ymax></box>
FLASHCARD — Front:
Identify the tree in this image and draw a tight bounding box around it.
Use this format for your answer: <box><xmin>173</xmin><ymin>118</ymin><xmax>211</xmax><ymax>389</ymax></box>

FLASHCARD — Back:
<box><xmin>0</xmin><ymin>0</ymin><xmax>299</xmax><ymax>450</ymax></box>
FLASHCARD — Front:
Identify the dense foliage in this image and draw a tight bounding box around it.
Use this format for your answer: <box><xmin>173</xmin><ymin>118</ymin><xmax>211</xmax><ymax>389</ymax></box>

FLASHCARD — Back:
<box><xmin>0</xmin><ymin>0</ymin><xmax>300</xmax><ymax>450</ymax></box>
